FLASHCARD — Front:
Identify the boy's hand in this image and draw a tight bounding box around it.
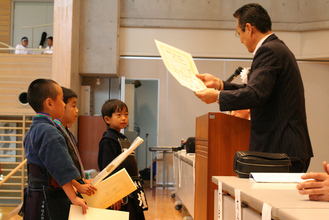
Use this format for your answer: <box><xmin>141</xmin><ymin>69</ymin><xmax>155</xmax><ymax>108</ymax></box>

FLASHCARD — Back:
<box><xmin>71</xmin><ymin>196</ymin><xmax>89</xmax><ymax>215</ymax></box>
<box><xmin>78</xmin><ymin>183</ymin><xmax>97</xmax><ymax>196</ymax></box>
<box><xmin>111</xmin><ymin>199</ymin><xmax>123</xmax><ymax>210</ymax></box>
<box><xmin>83</xmin><ymin>179</ymin><xmax>93</xmax><ymax>184</ymax></box>
<box><xmin>62</xmin><ymin>181</ymin><xmax>89</xmax><ymax>215</ymax></box>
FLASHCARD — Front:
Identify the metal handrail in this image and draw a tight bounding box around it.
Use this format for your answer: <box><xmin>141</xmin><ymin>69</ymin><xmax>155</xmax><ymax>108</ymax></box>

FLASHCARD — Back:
<box><xmin>0</xmin><ymin>159</ymin><xmax>27</xmax><ymax>187</ymax></box>
<box><xmin>0</xmin><ymin>41</ymin><xmax>49</xmax><ymax>52</ymax></box>
<box><xmin>0</xmin><ymin>42</ymin><xmax>14</xmax><ymax>49</ymax></box>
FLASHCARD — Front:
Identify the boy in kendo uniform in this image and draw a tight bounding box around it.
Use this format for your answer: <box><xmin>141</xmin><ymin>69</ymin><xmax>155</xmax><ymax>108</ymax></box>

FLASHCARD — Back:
<box><xmin>23</xmin><ymin>79</ymin><xmax>88</xmax><ymax>220</ymax></box>
<box><xmin>98</xmin><ymin>99</ymin><xmax>148</xmax><ymax>220</ymax></box>
<box><xmin>54</xmin><ymin>87</ymin><xmax>96</xmax><ymax>196</ymax></box>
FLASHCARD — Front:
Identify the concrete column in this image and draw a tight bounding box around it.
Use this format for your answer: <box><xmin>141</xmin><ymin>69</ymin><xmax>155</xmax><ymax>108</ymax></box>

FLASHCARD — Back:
<box><xmin>52</xmin><ymin>0</ymin><xmax>81</xmax><ymax>91</ymax></box>
<box><xmin>52</xmin><ymin>0</ymin><xmax>81</xmax><ymax>136</ymax></box>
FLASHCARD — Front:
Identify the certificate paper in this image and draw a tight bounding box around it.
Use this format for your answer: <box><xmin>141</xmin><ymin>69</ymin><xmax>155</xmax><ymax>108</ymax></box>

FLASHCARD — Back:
<box><xmin>82</xmin><ymin>168</ymin><xmax>136</xmax><ymax>209</ymax></box>
<box><xmin>69</xmin><ymin>204</ymin><xmax>129</xmax><ymax>220</ymax></box>
<box><xmin>82</xmin><ymin>137</ymin><xmax>143</xmax><ymax>209</ymax></box>
<box><xmin>155</xmin><ymin>40</ymin><xmax>207</xmax><ymax>92</ymax></box>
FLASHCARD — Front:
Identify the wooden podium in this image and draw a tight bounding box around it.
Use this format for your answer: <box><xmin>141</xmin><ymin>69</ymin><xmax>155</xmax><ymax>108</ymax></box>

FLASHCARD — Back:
<box><xmin>194</xmin><ymin>112</ymin><xmax>250</xmax><ymax>220</ymax></box>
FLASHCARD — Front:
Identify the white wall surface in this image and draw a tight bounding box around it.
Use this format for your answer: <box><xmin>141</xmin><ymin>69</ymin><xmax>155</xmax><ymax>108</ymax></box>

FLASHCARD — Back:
<box><xmin>120</xmin><ymin>0</ymin><xmax>329</xmax><ymax>31</ymax></box>
<box><xmin>299</xmin><ymin>62</ymin><xmax>329</xmax><ymax>172</ymax></box>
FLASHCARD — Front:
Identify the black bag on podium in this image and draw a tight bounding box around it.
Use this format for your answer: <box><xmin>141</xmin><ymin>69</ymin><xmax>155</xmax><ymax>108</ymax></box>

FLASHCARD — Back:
<box><xmin>233</xmin><ymin>151</ymin><xmax>291</xmax><ymax>178</ymax></box>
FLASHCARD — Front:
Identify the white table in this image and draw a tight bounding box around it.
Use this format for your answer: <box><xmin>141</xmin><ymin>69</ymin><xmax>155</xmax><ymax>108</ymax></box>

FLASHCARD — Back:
<box><xmin>173</xmin><ymin>151</ymin><xmax>195</xmax><ymax>218</ymax></box>
<box><xmin>212</xmin><ymin>176</ymin><xmax>329</xmax><ymax>220</ymax></box>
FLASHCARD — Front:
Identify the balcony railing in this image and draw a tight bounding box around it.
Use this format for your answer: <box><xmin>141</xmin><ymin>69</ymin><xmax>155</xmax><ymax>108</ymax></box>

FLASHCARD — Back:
<box><xmin>0</xmin><ymin>114</ymin><xmax>34</xmax><ymax>206</ymax></box>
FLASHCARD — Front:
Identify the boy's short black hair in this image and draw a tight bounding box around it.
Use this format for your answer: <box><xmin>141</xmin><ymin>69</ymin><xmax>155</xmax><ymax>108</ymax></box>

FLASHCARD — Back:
<box><xmin>101</xmin><ymin>99</ymin><xmax>128</xmax><ymax>124</ymax></box>
<box><xmin>62</xmin><ymin>87</ymin><xmax>77</xmax><ymax>104</ymax></box>
<box><xmin>27</xmin><ymin>78</ymin><xmax>58</xmax><ymax>113</ymax></box>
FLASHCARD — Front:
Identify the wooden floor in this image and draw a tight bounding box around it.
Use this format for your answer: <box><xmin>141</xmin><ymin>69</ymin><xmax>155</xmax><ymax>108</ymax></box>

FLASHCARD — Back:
<box><xmin>0</xmin><ymin>180</ymin><xmax>191</xmax><ymax>220</ymax></box>
<box><xmin>143</xmin><ymin>180</ymin><xmax>190</xmax><ymax>220</ymax></box>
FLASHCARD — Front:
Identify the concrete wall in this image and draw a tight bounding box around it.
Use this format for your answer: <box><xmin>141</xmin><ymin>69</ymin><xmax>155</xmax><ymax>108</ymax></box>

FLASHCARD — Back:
<box><xmin>119</xmin><ymin>27</ymin><xmax>329</xmax><ymax>60</ymax></box>
<box><xmin>79</xmin><ymin>0</ymin><xmax>120</xmax><ymax>76</ymax></box>
<box><xmin>120</xmin><ymin>0</ymin><xmax>329</xmax><ymax>31</ymax></box>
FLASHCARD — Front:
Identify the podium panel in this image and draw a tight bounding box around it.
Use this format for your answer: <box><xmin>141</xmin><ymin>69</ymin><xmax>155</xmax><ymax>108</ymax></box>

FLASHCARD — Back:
<box><xmin>194</xmin><ymin>112</ymin><xmax>250</xmax><ymax>220</ymax></box>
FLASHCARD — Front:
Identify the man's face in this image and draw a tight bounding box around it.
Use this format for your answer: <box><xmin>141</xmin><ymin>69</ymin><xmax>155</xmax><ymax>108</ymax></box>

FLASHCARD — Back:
<box><xmin>235</xmin><ymin>19</ymin><xmax>254</xmax><ymax>53</ymax></box>
<box><xmin>22</xmin><ymin>40</ymin><xmax>28</xmax><ymax>47</ymax></box>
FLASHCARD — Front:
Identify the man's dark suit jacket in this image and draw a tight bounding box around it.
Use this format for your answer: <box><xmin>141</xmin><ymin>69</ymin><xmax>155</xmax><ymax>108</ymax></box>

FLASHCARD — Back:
<box><xmin>219</xmin><ymin>34</ymin><xmax>313</xmax><ymax>160</ymax></box>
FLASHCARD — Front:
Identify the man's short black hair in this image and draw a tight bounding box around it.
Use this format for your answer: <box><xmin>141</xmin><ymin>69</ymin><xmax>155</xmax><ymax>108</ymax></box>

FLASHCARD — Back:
<box><xmin>101</xmin><ymin>99</ymin><xmax>128</xmax><ymax>125</ymax></box>
<box><xmin>62</xmin><ymin>87</ymin><xmax>77</xmax><ymax>104</ymax></box>
<box><xmin>233</xmin><ymin>3</ymin><xmax>272</xmax><ymax>33</ymax></box>
<box><xmin>27</xmin><ymin>78</ymin><xmax>58</xmax><ymax>113</ymax></box>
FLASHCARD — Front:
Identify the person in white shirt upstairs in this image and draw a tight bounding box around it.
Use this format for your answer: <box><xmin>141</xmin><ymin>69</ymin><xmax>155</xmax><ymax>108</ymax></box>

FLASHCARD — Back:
<box><xmin>42</xmin><ymin>36</ymin><xmax>53</xmax><ymax>54</ymax></box>
<box><xmin>15</xmin><ymin>36</ymin><xmax>34</xmax><ymax>54</ymax></box>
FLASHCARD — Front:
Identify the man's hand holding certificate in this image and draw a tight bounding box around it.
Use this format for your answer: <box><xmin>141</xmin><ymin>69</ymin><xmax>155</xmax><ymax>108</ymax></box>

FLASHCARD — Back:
<box><xmin>155</xmin><ymin>40</ymin><xmax>207</xmax><ymax>92</ymax></box>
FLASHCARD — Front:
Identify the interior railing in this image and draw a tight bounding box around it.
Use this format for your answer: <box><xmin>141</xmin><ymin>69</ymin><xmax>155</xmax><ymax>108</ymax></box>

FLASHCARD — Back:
<box><xmin>0</xmin><ymin>42</ymin><xmax>48</xmax><ymax>53</ymax></box>
<box><xmin>0</xmin><ymin>114</ymin><xmax>34</xmax><ymax>206</ymax></box>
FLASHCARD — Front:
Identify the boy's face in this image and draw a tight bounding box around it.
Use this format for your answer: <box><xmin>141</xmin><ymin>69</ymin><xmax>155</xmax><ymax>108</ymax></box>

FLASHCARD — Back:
<box><xmin>62</xmin><ymin>97</ymin><xmax>79</xmax><ymax>126</ymax></box>
<box><xmin>50</xmin><ymin>84</ymin><xmax>65</xmax><ymax>119</ymax></box>
<box><xmin>47</xmin><ymin>38</ymin><xmax>53</xmax><ymax>47</ymax></box>
<box><xmin>105</xmin><ymin>108</ymin><xmax>128</xmax><ymax>132</ymax></box>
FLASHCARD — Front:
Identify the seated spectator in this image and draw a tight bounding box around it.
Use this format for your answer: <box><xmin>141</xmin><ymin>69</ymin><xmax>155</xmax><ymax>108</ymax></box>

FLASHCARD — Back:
<box><xmin>42</xmin><ymin>36</ymin><xmax>53</xmax><ymax>54</ymax></box>
<box><xmin>15</xmin><ymin>37</ymin><xmax>34</xmax><ymax>54</ymax></box>
<box><xmin>296</xmin><ymin>161</ymin><xmax>329</xmax><ymax>201</ymax></box>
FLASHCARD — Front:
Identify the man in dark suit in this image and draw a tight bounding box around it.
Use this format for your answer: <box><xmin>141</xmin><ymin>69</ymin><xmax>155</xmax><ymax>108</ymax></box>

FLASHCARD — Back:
<box><xmin>194</xmin><ymin>3</ymin><xmax>313</xmax><ymax>172</ymax></box>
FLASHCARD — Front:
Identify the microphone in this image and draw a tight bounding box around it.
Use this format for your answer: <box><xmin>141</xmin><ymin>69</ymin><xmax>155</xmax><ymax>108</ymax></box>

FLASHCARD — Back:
<box><xmin>226</xmin><ymin>67</ymin><xmax>243</xmax><ymax>82</ymax></box>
